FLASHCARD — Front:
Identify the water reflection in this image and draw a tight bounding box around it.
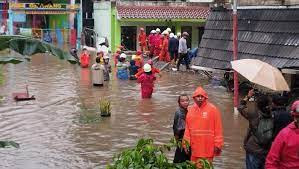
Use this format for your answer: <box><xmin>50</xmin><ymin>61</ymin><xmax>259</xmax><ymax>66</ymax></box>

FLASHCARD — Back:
<box><xmin>0</xmin><ymin>54</ymin><xmax>247</xmax><ymax>169</ymax></box>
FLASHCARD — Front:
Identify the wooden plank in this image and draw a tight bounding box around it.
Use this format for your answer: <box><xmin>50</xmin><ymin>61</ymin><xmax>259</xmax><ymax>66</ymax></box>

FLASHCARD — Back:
<box><xmin>282</xmin><ymin>68</ymin><xmax>299</xmax><ymax>74</ymax></box>
<box><xmin>160</xmin><ymin>62</ymin><xmax>170</xmax><ymax>71</ymax></box>
<box><xmin>191</xmin><ymin>65</ymin><xmax>228</xmax><ymax>73</ymax></box>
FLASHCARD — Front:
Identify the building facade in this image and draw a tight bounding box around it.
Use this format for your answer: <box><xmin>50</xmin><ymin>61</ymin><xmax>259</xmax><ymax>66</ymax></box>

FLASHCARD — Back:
<box><xmin>94</xmin><ymin>0</ymin><xmax>211</xmax><ymax>52</ymax></box>
<box><xmin>7</xmin><ymin>0</ymin><xmax>81</xmax><ymax>47</ymax></box>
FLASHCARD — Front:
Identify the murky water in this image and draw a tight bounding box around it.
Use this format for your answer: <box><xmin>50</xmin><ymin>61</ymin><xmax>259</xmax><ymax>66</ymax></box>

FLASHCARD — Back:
<box><xmin>0</xmin><ymin>54</ymin><xmax>247</xmax><ymax>169</ymax></box>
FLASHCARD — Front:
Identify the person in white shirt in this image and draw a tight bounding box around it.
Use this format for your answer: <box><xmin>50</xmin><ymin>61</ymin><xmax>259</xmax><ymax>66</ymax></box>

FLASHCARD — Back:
<box><xmin>91</xmin><ymin>57</ymin><xmax>105</xmax><ymax>87</ymax></box>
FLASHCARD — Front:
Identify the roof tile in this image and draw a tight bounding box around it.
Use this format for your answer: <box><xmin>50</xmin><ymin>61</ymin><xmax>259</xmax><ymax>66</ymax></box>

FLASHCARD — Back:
<box><xmin>117</xmin><ymin>5</ymin><xmax>210</xmax><ymax>20</ymax></box>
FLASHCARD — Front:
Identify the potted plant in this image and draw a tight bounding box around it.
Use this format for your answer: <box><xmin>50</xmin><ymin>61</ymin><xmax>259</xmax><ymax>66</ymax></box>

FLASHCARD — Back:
<box><xmin>99</xmin><ymin>98</ymin><xmax>111</xmax><ymax>117</ymax></box>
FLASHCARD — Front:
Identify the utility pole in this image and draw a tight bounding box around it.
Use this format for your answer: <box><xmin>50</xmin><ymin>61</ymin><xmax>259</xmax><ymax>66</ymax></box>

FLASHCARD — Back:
<box><xmin>233</xmin><ymin>0</ymin><xmax>239</xmax><ymax>113</ymax></box>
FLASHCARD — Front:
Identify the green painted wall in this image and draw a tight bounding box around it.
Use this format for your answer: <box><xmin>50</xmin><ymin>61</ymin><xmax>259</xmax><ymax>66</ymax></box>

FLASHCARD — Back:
<box><xmin>108</xmin><ymin>5</ymin><xmax>206</xmax><ymax>51</ymax></box>
<box><xmin>49</xmin><ymin>14</ymin><xmax>68</xmax><ymax>29</ymax></box>
<box><xmin>111</xmin><ymin>4</ymin><xmax>121</xmax><ymax>53</ymax></box>
<box><xmin>117</xmin><ymin>21</ymin><xmax>205</xmax><ymax>49</ymax></box>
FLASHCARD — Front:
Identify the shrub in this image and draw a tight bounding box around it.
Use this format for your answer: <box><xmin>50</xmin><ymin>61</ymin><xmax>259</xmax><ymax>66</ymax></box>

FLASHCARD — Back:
<box><xmin>107</xmin><ymin>138</ymin><xmax>212</xmax><ymax>169</ymax></box>
<box><xmin>99</xmin><ymin>98</ymin><xmax>111</xmax><ymax>117</ymax></box>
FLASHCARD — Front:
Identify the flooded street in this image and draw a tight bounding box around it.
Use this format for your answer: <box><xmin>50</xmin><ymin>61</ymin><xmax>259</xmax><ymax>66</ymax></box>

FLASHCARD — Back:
<box><xmin>0</xmin><ymin>54</ymin><xmax>247</xmax><ymax>169</ymax></box>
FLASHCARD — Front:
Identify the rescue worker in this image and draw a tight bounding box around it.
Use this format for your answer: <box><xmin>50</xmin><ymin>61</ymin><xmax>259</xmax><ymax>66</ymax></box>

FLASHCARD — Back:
<box><xmin>154</xmin><ymin>28</ymin><xmax>161</xmax><ymax>57</ymax></box>
<box><xmin>159</xmin><ymin>31</ymin><xmax>170</xmax><ymax>62</ymax></box>
<box><xmin>135</xmin><ymin>60</ymin><xmax>160</xmax><ymax>78</ymax></box>
<box><xmin>183</xmin><ymin>86</ymin><xmax>223</xmax><ymax>167</ymax></box>
<box><xmin>138</xmin><ymin>27</ymin><xmax>147</xmax><ymax>52</ymax></box>
<box><xmin>148</xmin><ymin>30</ymin><xmax>156</xmax><ymax>58</ymax></box>
<box><xmin>135</xmin><ymin>50</ymin><xmax>144</xmax><ymax>68</ymax></box>
<box><xmin>265</xmin><ymin>100</ymin><xmax>299</xmax><ymax>169</ymax></box>
<box><xmin>137</xmin><ymin>63</ymin><xmax>156</xmax><ymax>99</ymax></box>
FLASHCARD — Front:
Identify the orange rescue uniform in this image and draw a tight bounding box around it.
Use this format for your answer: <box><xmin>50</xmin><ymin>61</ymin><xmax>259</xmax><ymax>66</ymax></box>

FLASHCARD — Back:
<box><xmin>159</xmin><ymin>36</ymin><xmax>170</xmax><ymax>62</ymax></box>
<box><xmin>138</xmin><ymin>32</ymin><xmax>147</xmax><ymax>52</ymax></box>
<box><xmin>184</xmin><ymin>87</ymin><xmax>223</xmax><ymax>164</ymax></box>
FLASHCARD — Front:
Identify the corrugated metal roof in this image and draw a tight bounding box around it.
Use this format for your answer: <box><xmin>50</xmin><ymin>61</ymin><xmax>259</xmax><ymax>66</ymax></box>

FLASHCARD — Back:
<box><xmin>195</xmin><ymin>8</ymin><xmax>299</xmax><ymax>69</ymax></box>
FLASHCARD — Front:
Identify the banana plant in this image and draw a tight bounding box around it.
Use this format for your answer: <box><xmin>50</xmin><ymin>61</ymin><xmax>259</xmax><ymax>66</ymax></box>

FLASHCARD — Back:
<box><xmin>0</xmin><ymin>35</ymin><xmax>78</xmax><ymax>64</ymax></box>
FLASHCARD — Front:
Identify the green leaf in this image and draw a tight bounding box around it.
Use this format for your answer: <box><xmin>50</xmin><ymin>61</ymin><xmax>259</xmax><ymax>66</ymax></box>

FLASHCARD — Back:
<box><xmin>0</xmin><ymin>141</ymin><xmax>20</xmax><ymax>148</ymax></box>
<box><xmin>0</xmin><ymin>35</ymin><xmax>78</xmax><ymax>64</ymax></box>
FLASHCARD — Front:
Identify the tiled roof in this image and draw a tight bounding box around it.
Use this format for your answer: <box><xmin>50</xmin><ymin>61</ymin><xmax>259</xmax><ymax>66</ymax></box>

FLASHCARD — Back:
<box><xmin>117</xmin><ymin>5</ymin><xmax>210</xmax><ymax>19</ymax></box>
<box><xmin>194</xmin><ymin>8</ymin><xmax>299</xmax><ymax>69</ymax></box>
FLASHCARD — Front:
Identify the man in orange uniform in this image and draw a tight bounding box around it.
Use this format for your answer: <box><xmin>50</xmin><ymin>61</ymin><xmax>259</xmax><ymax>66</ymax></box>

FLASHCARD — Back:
<box><xmin>154</xmin><ymin>28</ymin><xmax>161</xmax><ymax>57</ymax></box>
<box><xmin>135</xmin><ymin>60</ymin><xmax>160</xmax><ymax>78</ymax></box>
<box><xmin>159</xmin><ymin>31</ymin><xmax>170</xmax><ymax>62</ymax></box>
<box><xmin>138</xmin><ymin>28</ymin><xmax>147</xmax><ymax>52</ymax></box>
<box><xmin>183</xmin><ymin>86</ymin><xmax>223</xmax><ymax>167</ymax></box>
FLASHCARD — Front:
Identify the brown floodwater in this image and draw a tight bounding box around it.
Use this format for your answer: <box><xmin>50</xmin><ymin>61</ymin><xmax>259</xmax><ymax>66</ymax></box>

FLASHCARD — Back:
<box><xmin>0</xmin><ymin>54</ymin><xmax>247</xmax><ymax>169</ymax></box>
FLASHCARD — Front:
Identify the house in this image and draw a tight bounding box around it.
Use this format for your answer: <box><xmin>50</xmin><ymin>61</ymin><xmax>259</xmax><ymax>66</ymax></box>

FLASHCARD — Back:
<box><xmin>193</xmin><ymin>3</ymin><xmax>299</xmax><ymax>90</ymax></box>
<box><xmin>94</xmin><ymin>0</ymin><xmax>212</xmax><ymax>52</ymax></box>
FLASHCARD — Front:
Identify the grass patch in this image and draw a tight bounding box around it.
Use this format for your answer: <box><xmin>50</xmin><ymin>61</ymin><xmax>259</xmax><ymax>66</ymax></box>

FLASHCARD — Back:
<box><xmin>99</xmin><ymin>98</ymin><xmax>111</xmax><ymax>117</ymax></box>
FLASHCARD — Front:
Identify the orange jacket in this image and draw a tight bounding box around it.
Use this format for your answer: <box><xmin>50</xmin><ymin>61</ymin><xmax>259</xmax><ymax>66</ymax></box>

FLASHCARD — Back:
<box><xmin>138</xmin><ymin>32</ymin><xmax>147</xmax><ymax>45</ymax></box>
<box><xmin>184</xmin><ymin>87</ymin><xmax>223</xmax><ymax>158</ymax></box>
<box><xmin>135</xmin><ymin>67</ymin><xmax>160</xmax><ymax>78</ymax></box>
<box><xmin>161</xmin><ymin>37</ymin><xmax>169</xmax><ymax>52</ymax></box>
<box><xmin>80</xmin><ymin>53</ymin><xmax>90</xmax><ymax>68</ymax></box>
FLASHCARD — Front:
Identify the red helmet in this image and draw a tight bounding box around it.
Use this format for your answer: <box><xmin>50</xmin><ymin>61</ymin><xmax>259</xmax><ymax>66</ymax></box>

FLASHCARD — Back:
<box><xmin>147</xmin><ymin>59</ymin><xmax>153</xmax><ymax>65</ymax></box>
<box><xmin>291</xmin><ymin>100</ymin><xmax>299</xmax><ymax>116</ymax></box>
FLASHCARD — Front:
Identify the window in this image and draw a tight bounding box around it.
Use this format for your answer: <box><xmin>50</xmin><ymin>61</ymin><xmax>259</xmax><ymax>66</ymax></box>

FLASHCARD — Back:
<box><xmin>121</xmin><ymin>26</ymin><xmax>137</xmax><ymax>51</ymax></box>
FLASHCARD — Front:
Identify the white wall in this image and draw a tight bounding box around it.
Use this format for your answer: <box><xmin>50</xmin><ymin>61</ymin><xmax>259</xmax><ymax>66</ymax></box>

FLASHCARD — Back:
<box><xmin>94</xmin><ymin>1</ymin><xmax>111</xmax><ymax>49</ymax></box>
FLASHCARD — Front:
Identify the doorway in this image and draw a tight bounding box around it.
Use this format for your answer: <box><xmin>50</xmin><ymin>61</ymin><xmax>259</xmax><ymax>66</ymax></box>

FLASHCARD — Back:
<box><xmin>121</xmin><ymin>26</ymin><xmax>137</xmax><ymax>51</ymax></box>
<box><xmin>198</xmin><ymin>27</ymin><xmax>205</xmax><ymax>47</ymax></box>
<box><xmin>181</xmin><ymin>26</ymin><xmax>192</xmax><ymax>48</ymax></box>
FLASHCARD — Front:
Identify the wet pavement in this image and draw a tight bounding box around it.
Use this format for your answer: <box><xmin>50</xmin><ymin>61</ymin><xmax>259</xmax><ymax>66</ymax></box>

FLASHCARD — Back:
<box><xmin>0</xmin><ymin>54</ymin><xmax>247</xmax><ymax>169</ymax></box>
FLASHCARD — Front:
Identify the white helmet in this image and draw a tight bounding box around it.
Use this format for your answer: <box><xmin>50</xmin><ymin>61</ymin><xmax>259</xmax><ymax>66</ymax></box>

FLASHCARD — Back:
<box><xmin>131</xmin><ymin>55</ymin><xmax>137</xmax><ymax>60</ymax></box>
<box><xmin>143</xmin><ymin>63</ymin><xmax>152</xmax><ymax>73</ymax></box>
<box><xmin>98</xmin><ymin>37</ymin><xmax>106</xmax><ymax>45</ymax></box>
<box><xmin>120</xmin><ymin>53</ymin><xmax>127</xmax><ymax>59</ymax></box>
<box><xmin>166</xmin><ymin>28</ymin><xmax>171</xmax><ymax>33</ymax></box>
<box><xmin>162</xmin><ymin>31</ymin><xmax>169</xmax><ymax>35</ymax></box>
<box><xmin>169</xmin><ymin>33</ymin><xmax>174</xmax><ymax>38</ymax></box>
<box><xmin>104</xmin><ymin>55</ymin><xmax>110</xmax><ymax>59</ymax></box>
<box><xmin>177</xmin><ymin>32</ymin><xmax>181</xmax><ymax>37</ymax></box>
<box><xmin>156</xmin><ymin>28</ymin><xmax>161</xmax><ymax>32</ymax></box>
<box><xmin>150</xmin><ymin>30</ymin><xmax>156</xmax><ymax>34</ymax></box>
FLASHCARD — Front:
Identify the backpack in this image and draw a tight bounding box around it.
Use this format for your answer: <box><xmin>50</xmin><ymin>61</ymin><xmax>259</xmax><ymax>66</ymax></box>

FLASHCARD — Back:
<box><xmin>254</xmin><ymin>117</ymin><xmax>274</xmax><ymax>146</ymax></box>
